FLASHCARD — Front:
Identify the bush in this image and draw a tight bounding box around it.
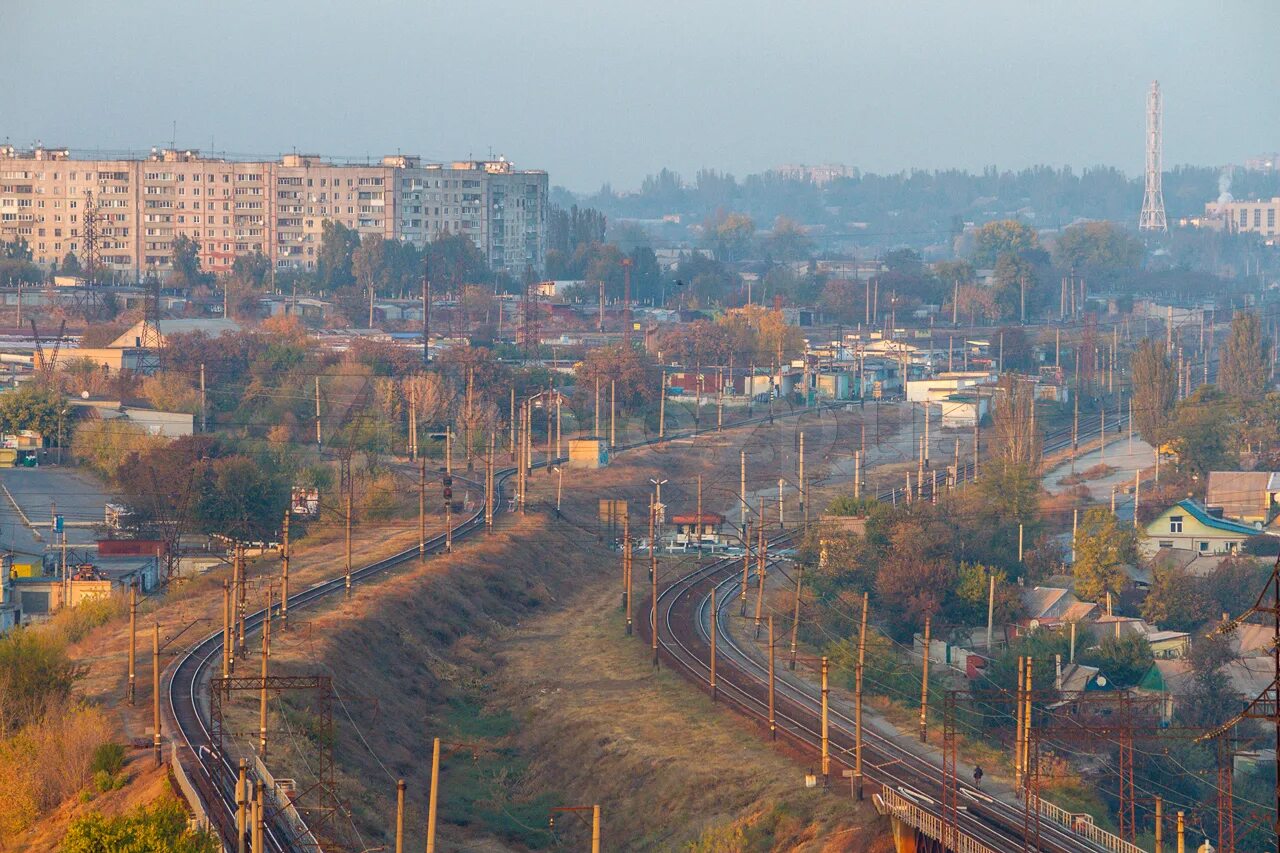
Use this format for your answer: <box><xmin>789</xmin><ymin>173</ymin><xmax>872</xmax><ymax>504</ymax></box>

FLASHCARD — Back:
<box><xmin>93</xmin><ymin>768</ymin><xmax>125</xmax><ymax>793</ymax></box>
<box><xmin>90</xmin><ymin>742</ymin><xmax>125</xmax><ymax>776</ymax></box>
<box><xmin>0</xmin><ymin>704</ymin><xmax>112</xmax><ymax>836</ymax></box>
<box><xmin>62</xmin><ymin>797</ymin><xmax>219</xmax><ymax>853</ymax></box>
<box><xmin>1244</xmin><ymin>534</ymin><xmax>1280</xmax><ymax>557</ymax></box>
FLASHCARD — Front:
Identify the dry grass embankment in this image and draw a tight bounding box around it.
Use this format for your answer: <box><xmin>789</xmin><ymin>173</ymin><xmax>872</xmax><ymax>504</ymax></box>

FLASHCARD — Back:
<box><xmin>223</xmin><ymin>412</ymin><xmax>892</xmax><ymax>851</ymax></box>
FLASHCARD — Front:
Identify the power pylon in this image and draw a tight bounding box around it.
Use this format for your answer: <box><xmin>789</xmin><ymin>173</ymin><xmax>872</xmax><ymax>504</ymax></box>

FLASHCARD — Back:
<box><xmin>1139</xmin><ymin>80</ymin><xmax>1168</xmax><ymax>232</ymax></box>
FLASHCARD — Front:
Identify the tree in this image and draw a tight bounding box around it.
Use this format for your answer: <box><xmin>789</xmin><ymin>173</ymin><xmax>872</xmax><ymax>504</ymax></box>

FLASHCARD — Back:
<box><xmin>991</xmin><ymin>375</ymin><xmax>1041</xmax><ymax>469</ymax></box>
<box><xmin>764</xmin><ymin>216</ymin><xmax>813</xmax><ymax>262</ymax></box>
<box><xmin>971</xmin><ymin>220</ymin><xmax>1038</xmax><ymax>267</ymax></box>
<box><xmin>1220</xmin><ymin>310</ymin><xmax>1270</xmax><ymax>400</ymax></box>
<box><xmin>996</xmin><ymin>326</ymin><xmax>1033</xmax><ymax>372</ymax></box>
<box><xmin>1</xmin><ymin>237</ymin><xmax>33</xmax><ymax>262</ymax></box>
<box><xmin>1072</xmin><ymin>507</ymin><xmax>1138</xmax><ymax>602</ymax></box>
<box><xmin>953</xmin><ymin>563</ymin><xmax>1023</xmax><ymax>626</ymax></box>
<box><xmin>1140</xmin><ymin>560</ymin><xmax>1212</xmax><ymax>631</ymax></box>
<box><xmin>991</xmin><ymin>252</ymin><xmax>1036</xmax><ymax>321</ymax></box>
<box><xmin>0</xmin><ymin>383</ymin><xmax>64</xmax><ymax>443</ymax></box>
<box><xmin>424</xmin><ymin>232</ymin><xmax>489</xmax><ymax>291</ymax></box>
<box><xmin>1079</xmin><ymin>633</ymin><xmax>1153</xmax><ymax>689</ymax></box>
<box><xmin>194</xmin><ymin>455</ymin><xmax>289</xmax><ymax>542</ymax></box>
<box><xmin>230</xmin><ymin>250</ymin><xmax>270</xmax><ymax>290</ymax></box>
<box><xmin>59</xmin><ymin>251</ymin><xmax>82</xmax><ymax>277</ymax></box>
<box><xmin>1130</xmin><ymin>338</ymin><xmax>1176</xmax><ymax>447</ymax></box>
<box><xmin>316</xmin><ymin>220</ymin><xmax>361</xmax><ymax>293</ymax></box>
<box><xmin>1167</xmin><ymin>386</ymin><xmax>1237</xmax><ymax>477</ymax></box>
<box><xmin>1051</xmin><ymin>222</ymin><xmax>1144</xmax><ymax>274</ymax></box>
<box><xmin>705</xmin><ymin>211</ymin><xmax>755</xmax><ymax>262</ymax></box>
<box><xmin>170</xmin><ymin>235</ymin><xmax>205</xmax><ymax>288</ymax></box>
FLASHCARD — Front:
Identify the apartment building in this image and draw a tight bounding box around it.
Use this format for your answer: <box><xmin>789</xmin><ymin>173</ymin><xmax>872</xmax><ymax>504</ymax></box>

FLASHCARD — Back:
<box><xmin>0</xmin><ymin>145</ymin><xmax>547</xmax><ymax>280</ymax></box>
<box><xmin>1201</xmin><ymin>198</ymin><xmax>1280</xmax><ymax>238</ymax></box>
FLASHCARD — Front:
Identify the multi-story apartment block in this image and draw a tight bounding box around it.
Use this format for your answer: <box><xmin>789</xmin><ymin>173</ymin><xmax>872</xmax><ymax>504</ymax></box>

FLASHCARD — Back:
<box><xmin>1201</xmin><ymin>198</ymin><xmax>1280</xmax><ymax>238</ymax></box>
<box><xmin>0</xmin><ymin>145</ymin><xmax>547</xmax><ymax>280</ymax></box>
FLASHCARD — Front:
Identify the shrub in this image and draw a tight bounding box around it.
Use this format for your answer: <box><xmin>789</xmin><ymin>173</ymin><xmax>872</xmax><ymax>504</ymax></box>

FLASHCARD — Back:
<box><xmin>90</xmin><ymin>742</ymin><xmax>125</xmax><ymax>777</ymax></box>
<box><xmin>62</xmin><ymin>797</ymin><xmax>219</xmax><ymax>853</ymax></box>
<box><xmin>1244</xmin><ymin>534</ymin><xmax>1280</xmax><ymax>557</ymax></box>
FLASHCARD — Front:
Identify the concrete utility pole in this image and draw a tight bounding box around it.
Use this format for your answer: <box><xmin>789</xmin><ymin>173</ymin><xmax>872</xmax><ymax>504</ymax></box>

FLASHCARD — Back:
<box><xmin>259</xmin><ymin>592</ymin><xmax>269</xmax><ymax>757</ymax></box>
<box><xmin>1134</xmin><ymin>470</ymin><xmax>1141</xmax><ymax>528</ymax></box>
<box><xmin>717</xmin><ymin>369</ymin><xmax>724</xmax><ymax>432</ymax></box>
<box><xmin>1015</xmin><ymin>655</ymin><xmax>1025</xmax><ymax>786</ymax></box>
<box><xmin>235</xmin><ymin>759</ymin><xmax>247</xmax><ymax>853</ymax></box>
<box><xmin>152</xmin><ymin>622</ymin><xmax>161</xmax><ymax>767</ymax></box>
<box><xmin>789</xmin><ymin>564</ymin><xmax>803</xmax><ymax>670</ymax></box>
<box><xmin>395</xmin><ymin>779</ymin><xmax>406</xmax><ymax>853</ymax></box>
<box><xmin>767</xmin><ymin>614</ymin><xmax>776</xmax><ymax>740</ymax></box>
<box><xmin>650</xmin><ymin>502</ymin><xmax>659</xmax><ymax>668</ymax></box>
<box><xmin>280</xmin><ymin>511</ymin><xmax>290</xmax><ymax>627</ymax></box>
<box><xmin>594</xmin><ymin>377</ymin><xmax>600</xmax><ymax>437</ymax></box>
<box><xmin>739</xmin><ymin>521</ymin><xmax>752</xmax><ymax>617</ymax></box>
<box><xmin>418</xmin><ymin>458</ymin><xmax>426</xmax><ymax>560</ymax></box>
<box><xmin>853</xmin><ymin>450</ymin><xmax>861</xmax><ymax>501</ymax></box>
<box><xmin>798</xmin><ymin>431</ymin><xmax>805</xmax><ymax>520</ymax></box>
<box><xmin>820</xmin><ymin>655</ymin><xmax>830</xmax><ymax>779</ymax></box>
<box><xmin>426</xmin><ymin>737</ymin><xmax>441</xmax><ymax>853</ymax></box>
<box><xmin>344</xmin><ymin>468</ymin><xmax>353</xmax><ymax>596</ymax></box>
<box><xmin>485</xmin><ymin>435</ymin><xmax>495</xmax><ymax>532</ymax></box>
<box><xmin>855</xmin><ymin>592</ymin><xmax>868</xmax><ymax>799</ymax></box>
<box><xmin>658</xmin><ymin>369</ymin><xmax>666</xmax><ymax>441</ymax></box>
<box><xmin>709</xmin><ymin>587</ymin><xmax>717</xmax><ymax>702</ymax></box>
<box><xmin>200</xmin><ymin>363</ymin><xmax>206</xmax><ymax>432</ymax></box>
<box><xmin>1022</xmin><ymin>657</ymin><xmax>1032</xmax><ymax>791</ymax></box>
<box><xmin>445</xmin><ymin>430</ymin><xmax>453</xmax><ymax>554</ymax></box>
<box><xmin>986</xmin><ymin>573</ymin><xmax>996</xmax><ymax>651</ymax></box>
<box><xmin>127</xmin><ymin>582</ymin><xmax>137</xmax><ymax>704</ymax></box>
<box><xmin>222</xmin><ymin>579</ymin><xmax>232</xmax><ymax>677</ymax></box>
<box><xmin>623</xmin><ymin>517</ymin><xmax>633</xmax><ymax>636</ymax></box>
<box><xmin>314</xmin><ymin>376</ymin><xmax>321</xmax><ymax>449</ymax></box>
<box><xmin>919</xmin><ymin>617</ymin><xmax>931</xmax><ymax>743</ymax></box>
<box><xmin>610</xmin><ymin>380</ymin><xmax>616</xmax><ymax>448</ymax></box>
<box><xmin>740</xmin><ymin>450</ymin><xmax>747</xmax><ymax>540</ymax></box>
<box><xmin>753</xmin><ymin>524</ymin><xmax>767</xmax><ymax>638</ymax></box>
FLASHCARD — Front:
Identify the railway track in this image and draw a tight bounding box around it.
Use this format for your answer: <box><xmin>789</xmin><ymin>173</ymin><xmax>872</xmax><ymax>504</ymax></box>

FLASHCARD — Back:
<box><xmin>166</xmin><ymin>394</ymin><xmax>1135</xmax><ymax>851</ymax></box>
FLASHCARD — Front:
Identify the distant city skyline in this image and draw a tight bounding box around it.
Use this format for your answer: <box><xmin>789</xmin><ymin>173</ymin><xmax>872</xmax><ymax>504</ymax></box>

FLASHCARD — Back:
<box><xmin>4</xmin><ymin>1</ymin><xmax>1276</xmax><ymax>191</ymax></box>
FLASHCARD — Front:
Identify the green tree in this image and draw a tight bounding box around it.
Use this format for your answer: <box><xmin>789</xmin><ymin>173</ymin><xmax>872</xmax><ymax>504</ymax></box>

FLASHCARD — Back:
<box><xmin>1140</xmin><ymin>561</ymin><xmax>1211</xmax><ymax>631</ymax></box>
<box><xmin>1079</xmin><ymin>633</ymin><xmax>1153</xmax><ymax>688</ymax></box>
<box><xmin>1071</xmin><ymin>507</ymin><xmax>1138</xmax><ymax>602</ymax></box>
<box><xmin>1130</xmin><ymin>338</ymin><xmax>1176</xmax><ymax>447</ymax></box>
<box><xmin>971</xmin><ymin>220</ymin><xmax>1038</xmax><ymax>267</ymax></box>
<box><xmin>0</xmin><ymin>383</ymin><xmax>65</xmax><ymax>443</ymax></box>
<box><xmin>991</xmin><ymin>252</ymin><xmax>1036</xmax><ymax>321</ymax></box>
<box><xmin>316</xmin><ymin>220</ymin><xmax>361</xmax><ymax>292</ymax></box>
<box><xmin>230</xmin><ymin>249</ymin><xmax>270</xmax><ymax>290</ymax></box>
<box><xmin>1</xmin><ymin>237</ymin><xmax>33</xmax><ymax>261</ymax></box>
<box><xmin>59</xmin><ymin>251</ymin><xmax>82</xmax><ymax>277</ymax></box>
<box><xmin>193</xmin><ymin>455</ymin><xmax>289</xmax><ymax>542</ymax></box>
<box><xmin>1051</xmin><ymin>222</ymin><xmax>1144</xmax><ymax>273</ymax></box>
<box><xmin>169</xmin><ymin>234</ymin><xmax>205</xmax><ymax>288</ymax></box>
<box><xmin>0</xmin><ymin>627</ymin><xmax>84</xmax><ymax>737</ymax></box>
<box><xmin>1167</xmin><ymin>386</ymin><xmax>1237</xmax><ymax>477</ymax></box>
<box><xmin>1220</xmin><ymin>310</ymin><xmax>1270</xmax><ymax>400</ymax></box>
<box><xmin>62</xmin><ymin>798</ymin><xmax>218</xmax><ymax>853</ymax></box>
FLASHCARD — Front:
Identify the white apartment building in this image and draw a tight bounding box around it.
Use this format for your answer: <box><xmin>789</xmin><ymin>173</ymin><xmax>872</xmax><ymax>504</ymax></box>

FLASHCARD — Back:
<box><xmin>0</xmin><ymin>145</ymin><xmax>547</xmax><ymax>280</ymax></box>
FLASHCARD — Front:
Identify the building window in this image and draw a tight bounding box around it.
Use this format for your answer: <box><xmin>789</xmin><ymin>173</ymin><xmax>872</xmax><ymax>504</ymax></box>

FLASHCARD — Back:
<box><xmin>1198</xmin><ymin>541</ymin><xmax>1209</xmax><ymax>552</ymax></box>
<box><xmin>1169</xmin><ymin>516</ymin><xmax>1183</xmax><ymax>533</ymax></box>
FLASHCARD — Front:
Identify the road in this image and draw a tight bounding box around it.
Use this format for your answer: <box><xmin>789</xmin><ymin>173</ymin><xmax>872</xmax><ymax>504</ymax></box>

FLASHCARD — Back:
<box><xmin>0</xmin><ymin>466</ymin><xmax>110</xmax><ymax>560</ymax></box>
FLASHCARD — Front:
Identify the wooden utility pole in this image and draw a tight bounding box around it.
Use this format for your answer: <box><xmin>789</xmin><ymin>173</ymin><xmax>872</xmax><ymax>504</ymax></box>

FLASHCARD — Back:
<box><xmin>152</xmin><ymin>622</ymin><xmax>161</xmax><ymax>767</ymax></box>
<box><xmin>426</xmin><ymin>737</ymin><xmax>441</xmax><ymax>853</ymax></box>
<box><xmin>739</xmin><ymin>521</ymin><xmax>752</xmax><ymax>617</ymax></box>
<box><xmin>657</xmin><ymin>369</ymin><xmax>666</xmax><ymax>441</ymax></box>
<box><xmin>919</xmin><ymin>616</ymin><xmax>931</xmax><ymax>742</ymax></box>
<box><xmin>280</xmin><ymin>511</ymin><xmax>290</xmax><ymax>627</ymax></box>
<box><xmin>1015</xmin><ymin>655</ymin><xmax>1025</xmax><ymax>786</ymax></box>
<box><xmin>1023</xmin><ymin>657</ymin><xmax>1032</xmax><ymax>791</ymax></box>
<box><xmin>854</xmin><ymin>592</ymin><xmax>868</xmax><ymax>799</ymax></box>
<box><xmin>127</xmin><ymin>582</ymin><xmax>137</xmax><ymax>704</ymax></box>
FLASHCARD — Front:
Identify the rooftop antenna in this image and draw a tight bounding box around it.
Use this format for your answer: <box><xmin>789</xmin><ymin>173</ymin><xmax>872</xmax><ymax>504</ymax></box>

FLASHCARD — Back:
<box><xmin>1139</xmin><ymin>80</ymin><xmax>1168</xmax><ymax>232</ymax></box>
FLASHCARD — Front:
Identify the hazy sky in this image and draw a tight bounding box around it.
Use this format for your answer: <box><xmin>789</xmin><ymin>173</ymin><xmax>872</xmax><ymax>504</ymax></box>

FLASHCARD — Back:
<box><xmin>3</xmin><ymin>1</ymin><xmax>1276</xmax><ymax>191</ymax></box>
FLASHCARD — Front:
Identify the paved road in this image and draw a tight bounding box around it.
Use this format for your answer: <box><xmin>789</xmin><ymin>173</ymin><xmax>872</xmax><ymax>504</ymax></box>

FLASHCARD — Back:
<box><xmin>0</xmin><ymin>466</ymin><xmax>111</xmax><ymax>560</ymax></box>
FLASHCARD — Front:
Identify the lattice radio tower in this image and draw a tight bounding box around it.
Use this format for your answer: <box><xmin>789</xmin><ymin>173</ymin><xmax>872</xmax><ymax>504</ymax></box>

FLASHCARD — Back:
<box><xmin>81</xmin><ymin>189</ymin><xmax>102</xmax><ymax>284</ymax></box>
<box><xmin>1139</xmin><ymin>80</ymin><xmax>1168</xmax><ymax>232</ymax></box>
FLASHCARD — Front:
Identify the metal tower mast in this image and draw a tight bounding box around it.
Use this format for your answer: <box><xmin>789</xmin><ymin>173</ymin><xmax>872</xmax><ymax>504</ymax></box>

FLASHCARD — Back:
<box><xmin>1139</xmin><ymin>80</ymin><xmax>1168</xmax><ymax>232</ymax></box>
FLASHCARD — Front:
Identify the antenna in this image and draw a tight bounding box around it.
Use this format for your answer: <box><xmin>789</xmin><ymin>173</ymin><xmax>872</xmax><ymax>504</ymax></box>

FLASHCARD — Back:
<box><xmin>1139</xmin><ymin>80</ymin><xmax>1168</xmax><ymax>232</ymax></box>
